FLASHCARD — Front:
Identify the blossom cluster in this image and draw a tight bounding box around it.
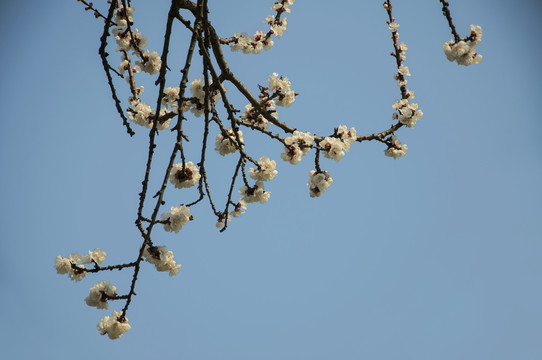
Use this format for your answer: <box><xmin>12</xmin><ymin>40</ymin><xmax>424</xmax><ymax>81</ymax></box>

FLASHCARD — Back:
<box><xmin>384</xmin><ymin>135</ymin><xmax>408</xmax><ymax>159</ymax></box>
<box><xmin>443</xmin><ymin>25</ymin><xmax>483</xmax><ymax>66</ymax></box>
<box><xmin>169</xmin><ymin>161</ymin><xmax>201</xmax><ymax>189</ymax></box>
<box><xmin>268</xmin><ymin>72</ymin><xmax>296</xmax><ymax>107</ymax></box>
<box><xmin>215</xmin><ymin>128</ymin><xmax>244</xmax><ymax>156</ymax></box>
<box><xmin>249</xmin><ymin>156</ymin><xmax>278</xmax><ymax>181</ymax></box>
<box><xmin>97</xmin><ymin>311</ymin><xmax>131</xmax><ymax>340</ymax></box>
<box><xmin>239</xmin><ymin>180</ymin><xmax>270</xmax><ymax>204</ymax></box>
<box><xmin>230</xmin><ymin>198</ymin><xmax>247</xmax><ymax>218</ymax></box>
<box><xmin>388</xmin><ymin>20</ymin><xmax>423</xmax><ymax>130</ymax></box>
<box><xmin>54</xmin><ymin>248</ymin><xmax>107</xmax><ymax>281</ymax></box>
<box><xmin>85</xmin><ymin>281</ymin><xmax>117</xmax><ymax>310</ymax></box>
<box><xmin>280</xmin><ymin>131</ymin><xmax>314</xmax><ymax>164</ymax></box>
<box><xmin>307</xmin><ymin>170</ymin><xmax>333</xmax><ymax>198</ymax></box>
<box><xmin>161</xmin><ymin>205</ymin><xmax>192</xmax><ymax>233</ymax></box>
<box><xmin>113</xmin><ymin>3</ymin><xmax>160</xmax><ymax>74</ymax></box>
<box><xmin>143</xmin><ymin>245</ymin><xmax>182</xmax><ymax>276</ymax></box>
<box><xmin>237</xmin><ymin>157</ymin><xmax>277</xmax><ymax>209</ymax></box>
<box><xmin>319</xmin><ymin>125</ymin><xmax>357</xmax><ymax>162</ymax></box>
<box><xmin>230</xmin><ymin>1</ymin><xmax>294</xmax><ymax>54</ymax></box>
<box><xmin>241</xmin><ymin>100</ymin><xmax>277</xmax><ymax>130</ymax></box>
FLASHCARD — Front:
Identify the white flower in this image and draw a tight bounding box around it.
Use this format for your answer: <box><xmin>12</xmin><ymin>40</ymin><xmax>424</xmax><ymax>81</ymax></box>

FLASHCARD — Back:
<box><xmin>215</xmin><ymin>128</ymin><xmax>244</xmax><ymax>156</ymax></box>
<box><xmin>216</xmin><ymin>213</ymin><xmax>232</xmax><ymax>228</ymax></box>
<box><xmin>54</xmin><ymin>255</ymin><xmax>73</xmax><ymax>275</ymax></box>
<box><xmin>54</xmin><ymin>253</ymin><xmax>87</xmax><ymax>282</ymax></box>
<box><xmin>336</xmin><ymin>125</ymin><xmax>357</xmax><ymax>152</ymax></box>
<box><xmin>169</xmin><ymin>161</ymin><xmax>201</xmax><ymax>189</ymax></box>
<box><xmin>281</xmin><ymin>131</ymin><xmax>314</xmax><ymax>164</ymax></box>
<box><xmin>398</xmin><ymin>65</ymin><xmax>411</xmax><ymax>77</ymax></box>
<box><xmin>230</xmin><ymin>198</ymin><xmax>247</xmax><ymax>218</ymax></box>
<box><xmin>384</xmin><ymin>136</ymin><xmax>408</xmax><ymax>159</ymax></box>
<box><xmin>114</xmin><ymin>5</ymin><xmax>134</xmax><ymax>26</ymax></box>
<box><xmin>118</xmin><ymin>59</ymin><xmax>130</xmax><ymax>75</ymax></box>
<box><xmin>268</xmin><ymin>73</ymin><xmax>291</xmax><ymax>93</ymax></box>
<box><xmin>136</xmin><ymin>50</ymin><xmax>161</xmax><ymax>75</ymax></box>
<box><xmin>129</xmin><ymin>101</ymin><xmax>153</xmax><ymax>128</ymax></box>
<box><xmin>319</xmin><ymin>137</ymin><xmax>345</xmax><ymax>162</ymax></box>
<box><xmin>270</xmin><ymin>18</ymin><xmax>287</xmax><ymax>38</ymax></box>
<box><xmin>442</xmin><ymin>25</ymin><xmax>483</xmax><ymax>66</ymax></box>
<box><xmin>162</xmin><ymin>87</ymin><xmax>180</xmax><ymax>108</ymax></box>
<box><xmin>112</xmin><ymin>26</ymin><xmax>147</xmax><ymax>52</ymax></box>
<box><xmin>239</xmin><ymin>181</ymin><xmax>270</xmax><ymax>204</ymax></box>
<box><xmin>156</xmin><ymin>108</ymin><xmax>172</xmax><ymax>130</ymax></box>
<box><xmin>308</xmin><ymin>170</ymin><xmax>333</xmax><ymax>198</ymax></box>
<box><xmin>280</xmin><ymin>145</ymin><xmax>303</xmax><ymax>165</ymax></box>
<box><xmin>81</xmin><ymin>248</ymin><xmax>107</xmax><ymax>265</ymax></box>
<box><xmin>392</xmin><ymin>99</ymin><xmax>423</xmax><ymax>128</ymax></box>
<box><xmin>249</xmin><ymin>156</ymin><xmax>278</xmax><ymax>181</ymax></box>
<box><xmin>388</xmin><ymin>22</ymin><xmax>400</xmax><ymax>32</ymax></box>
<box><xmin>161</xmin><ymin>205</ymin><xmax>192</xmax><ymax>233</ymax></box>
<box><xmin>190</xmin><ymin>78</ymin><xmax>205</xmax><ymax>101</ymax></box>
<box><xmin>470</xmin><ymin>24</ymin><xmax>483</xmax><ymax>45</ymax></box>
<box><xmin>276</xmin><ymin>90</ymin><xmax>295</xmax><ymax>107</ymax></box>
<box><xmin>241</xmin><ymin>100</ymin><xmax>276</xmax><ymax>130</ymax></box>
<box><xmin>143</xmin><ymin>245</ymin><xmax>181</xmax><ymax>276</ymax></box>
<box><xmin>85</xmin><ymin>281</ymin><xmax>117</xmax><ymax>310</ymax></box>
<box><xmin>97</xmin><ymin>311</ymin><xmax>131</xmax><ymax>340</ymax></box>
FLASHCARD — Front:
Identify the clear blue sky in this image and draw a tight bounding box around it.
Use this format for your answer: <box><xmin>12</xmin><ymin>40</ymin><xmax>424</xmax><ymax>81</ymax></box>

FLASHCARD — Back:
<box><xmin>1</xmin><ymin>0</ymin><xmax>541</xmax><ymax>359</ymax></box>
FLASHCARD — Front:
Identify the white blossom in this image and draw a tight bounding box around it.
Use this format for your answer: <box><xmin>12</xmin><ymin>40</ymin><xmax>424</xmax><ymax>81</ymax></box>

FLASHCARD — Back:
<box><xmin>276</xmin><ymin>90</ymin><xmax>296</xmax><ymax>107</ymax></box>
<box><xmin>281</xmin><ymin>131</ymin><xmax>314</xmax><ymax>164</ymax></box>
<box><xmin>384</xmin><ymin>136</ymin><xmax>408</xmax><ymax>159</ymax></box>
<box><xmin>215</xmin><ymin>128</ymin><xmax>244</xmax><ymax>156</ymax></box>
<box><xmin>143</xmin><ymin>245</ymin><xmax>181</xmax><ymax>276</ymax></box>
<box><xmin>54</xmin><ymin>253</ymin><xmax>87</xmax><ymax>282</ymax></box>
<box><xmin>308</xmin><ymin>170</ymin><xmax>333</xmax><ymax>198</ymax></box>
<box><xmin>114</xmin><ymin>4</ymin><xmax>134</xmax><ymax>27</ymax></box>
<box><xmin>249</xmin><ymin>156</ymin><xmax>278</xmax><ymax>181</ymax></box>
<box><xmin>319</xmin><ymin>137</ymin><xmax>345</xmax><ymax>162</ymax></box>
<box><xmin>388</xmin><ymin>22</ymin><xmax>400</xmax><ymax>32</ymax></box>
<box><xmin>85</xmin><ymin>281</ymin><xmax>117</xmax><ymax>310</ymax></box>
<box><xmin>241</xmin><ymin>100</ymin><xmax>277</xmax><ymax>130</ymax></box>
<box><xmin>97</xmin><ymin>310</ymin><xmax>131</xmax><ymax>340</ymax></box>
<box><xmin>161</xmin><ymin>205</ymin><xmax>192</xmax><ymax>233</ymax></box>
<box><xmin>398</xmin><ymin>65</ymin><xmax>411</xmax><ymax>77</ymax></box>
<box><xmin>230</xmin><ymin>198</ymin><xmax>247</xmax><ymax>218</ymax></box>
<box><xmin>81</xmin><ymin>248</ymin><xmax>107</xmax><ymax>265</ymax></box>
<box><xmin>470</xmin><ymin>24</ymin><xmax>483</xmax><ymax>45</ymax></box>
<box><xmin>136</xmin><ymin>50</ymin><xmax>161</xmax><ymax>75</ymax></box>
<box><xmin>267</xmin><ymin>72</ymin><xmax>296</xmax><ymax>106</ymax></box>
<box><xmin>169</xmin><ymin>161</ymin><xmax>201</xmax><ymax>189</ymax></box>
<box><xmin>442</xmin><ymin>25</ymin><xmax>483</xmax><ymax>66</ymax></box>
<box><xmin>162</xmin><ymin>87</ymin><xmax>180</xmax><ymax>108</ymax></box>
<box><xmin>190</xmin><ymin>78</ymin><xmax>205</xmax><ymax>101</ymax></box>
<box><xmin>239</xmin><ymin>181</ymin><xmax>270</xmax><ymax>204</ymax></box>
<box><xmin>270</xmin><ymin>18</ymin><xmax>287</xmax><ymax>38</ymax></box>
<box><xmin>392</xmin><ymin>99</ymin><xmax>423</xmax><ymax>128</ymax></box>
<box><xmin>216</xmin><ymin>213</ymin><xmax>232</xmax><ymax>228</ymax></box>
<box><xmin>336</xmin><ymin>125</ymin><xmax>357</xmax><ymax>152</ymax></box>
<box><xmin>112</xmin><ymin>26</ymin><xmax>147</xmax><ymax>52</ymax></box>
<box><xmin>268</xmin><ymin>72</ymin><xmax>291</xmax><ymax>93</ymax></box>
<box><xmin>156</xmin><ymin>108</ymin><xmax>172</xmax><ymax>130</ymax></box>
<box><xmin>129</xmin><ymin>100</ymin><xmax>153</xmax><ymax>128</ymax></box>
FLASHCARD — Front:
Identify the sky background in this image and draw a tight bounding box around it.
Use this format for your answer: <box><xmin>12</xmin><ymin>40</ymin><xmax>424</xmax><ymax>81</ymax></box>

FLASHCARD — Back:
<box><xmin>1</xmin><ymin>0</ymin><xmax>541</xmax><ymax>359</ymax></box>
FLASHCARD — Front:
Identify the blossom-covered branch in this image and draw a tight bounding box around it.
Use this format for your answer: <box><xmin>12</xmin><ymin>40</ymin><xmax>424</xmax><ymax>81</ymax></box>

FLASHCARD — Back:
<box><xmin>57</xmin><ymin>0</ymin><xmax>484</xmax><ymax>339</ymax></box>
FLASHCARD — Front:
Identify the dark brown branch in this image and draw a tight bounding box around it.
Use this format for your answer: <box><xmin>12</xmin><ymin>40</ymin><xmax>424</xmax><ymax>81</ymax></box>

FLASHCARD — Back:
<box><xmin>439</xmin><ymin>0</ymin><xmax>461</xmax><ymax>42</ymax></box>
<box><xmin>99</xmin><ymin>1</ymin><xmax>135</xmax><ymax>136</ymax></box>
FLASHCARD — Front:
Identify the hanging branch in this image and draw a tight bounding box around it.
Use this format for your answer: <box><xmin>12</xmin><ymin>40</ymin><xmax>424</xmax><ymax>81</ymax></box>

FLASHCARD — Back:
<box><xmin>56</xmin><ymin>0</ymin><xmax>484</xmax><ymax>340</ymax></box>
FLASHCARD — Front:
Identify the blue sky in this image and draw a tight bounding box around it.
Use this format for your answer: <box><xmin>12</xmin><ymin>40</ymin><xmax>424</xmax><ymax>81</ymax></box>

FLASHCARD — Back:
<box><xmin>1</xmin><ymin>0</ymin><xmax>541</xmax><ymax>359</ymax></box>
